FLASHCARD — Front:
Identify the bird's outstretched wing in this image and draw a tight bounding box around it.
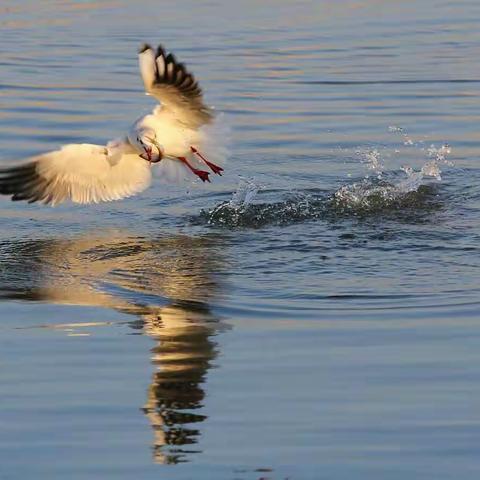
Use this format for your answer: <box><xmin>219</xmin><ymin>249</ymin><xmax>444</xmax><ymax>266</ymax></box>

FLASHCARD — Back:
<box><xmin>0</xmin><ymin>144</ymin><xmax>152</xmax><ymax>206</ymax></box>
<box><xmin>138</xmin><ymin>44</ymin><xmax>213</xmax><ymax>128</ymax></box>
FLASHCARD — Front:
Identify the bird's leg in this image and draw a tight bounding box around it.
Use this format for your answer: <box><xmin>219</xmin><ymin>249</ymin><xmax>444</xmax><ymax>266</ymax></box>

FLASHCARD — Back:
<box><xmin>176</xmin><ymin>156</ymin><xmax>210</xmax><ymax>182</ymax></box>
<box><xmin>190</xmin><ymin>147</ymin><xmax>224</xmax><ymax>175</ymax></box>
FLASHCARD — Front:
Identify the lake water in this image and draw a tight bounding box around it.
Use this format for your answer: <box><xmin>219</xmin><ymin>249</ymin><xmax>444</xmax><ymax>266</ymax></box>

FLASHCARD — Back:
<box><xmin>1</xmin><ymin>1</ymin><xmax>480</xmax><ymax>479</ymax></box>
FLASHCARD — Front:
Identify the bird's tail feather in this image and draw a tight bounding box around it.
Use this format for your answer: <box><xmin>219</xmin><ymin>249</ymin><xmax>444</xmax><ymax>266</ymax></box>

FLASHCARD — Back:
<box><xmin>196</xmin><ymin>112</ymin><xmax>230</xmax><ymax>169</ymax></box>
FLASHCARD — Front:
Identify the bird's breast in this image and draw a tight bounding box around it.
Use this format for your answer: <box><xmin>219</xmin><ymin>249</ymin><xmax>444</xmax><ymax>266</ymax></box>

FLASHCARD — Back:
<box><xmin>135</xmin><ymin>114</ymin><xmax>199</xmax><ymax>158</ymax></box>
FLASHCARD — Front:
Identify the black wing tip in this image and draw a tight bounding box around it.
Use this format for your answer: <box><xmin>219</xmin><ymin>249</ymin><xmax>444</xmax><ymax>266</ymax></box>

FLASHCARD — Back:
<box><xmin>138</xmin><ymin>43</ymin><xmax>153</xmax><ymax>54</ymax></box>
<box><xmin>156</xmin><ymin>45</ymin><xmax>166</xmax><ymax>58</ymax></box>
<box><xmin>139</xmin><ymin>43</ymin><xmax>168</xmax><ymax>56</ymax></box>
<box><xmin>0</xmin><ymin>162</ymin><xmax>47</xmax><ymax>204</ymax></box>
<box><xmin>165</xmin><ymin>52</ymin><xmax>177</xmax><ymax>65</ymax></box>
<box><xmin>150</xmin><ymin>44</ymin><xmax>204</xmax><ymax>98</ymax></box>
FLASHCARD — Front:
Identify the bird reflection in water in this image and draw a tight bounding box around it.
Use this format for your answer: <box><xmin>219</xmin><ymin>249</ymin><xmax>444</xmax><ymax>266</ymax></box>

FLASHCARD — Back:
<box><xmin>138</xmin><ymin>302</ymin><xmax>220</xmax><ymax>463</ymax></box>
<box><xmin>0</xmin><ymin>231</ymin><xmax>228</xmax><ymax>464</ymax></box>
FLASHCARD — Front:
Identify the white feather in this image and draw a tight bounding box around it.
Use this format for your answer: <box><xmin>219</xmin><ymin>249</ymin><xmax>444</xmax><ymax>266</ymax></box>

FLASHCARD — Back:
<box><xmin>196</xmin><ymin>113</ymin><xmax>230</xmax><ymax>168</ymax></box>
<box><xmin>167</xmin><ymin>62</ymin><xmax>174</xmax><ymax>78</ymax></box>
<box><xmin>138</xmin><ymin>48</ymin><xmax>156</xmax><ymax>91</ymax></box>
<box><xmin>156</xmin><ymin>55</ymin><xmax>165</xmax><ymax>78</ymax></box>
<box><xmin>31</xmin><ymin>143</ymin><xmax>152</xmax><ymax>205</ymax></box>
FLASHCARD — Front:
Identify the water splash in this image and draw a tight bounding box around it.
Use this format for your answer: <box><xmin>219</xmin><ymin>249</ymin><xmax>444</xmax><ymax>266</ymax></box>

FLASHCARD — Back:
<box><xmin>199</xmin><ymin>176</ymin><xmax>330</xmax><ymax>228</ymax></box>
<box><xmin>199</xmin><ymin>174</ymin><xmax>440</xmax><ymax>228</ymax></box>
<box><xmin>331</xmin><ymin>178</ymin><xmax>437</xmax><ymax>214</ymax></box>
<box><xmin>333</xmin><ymin>141</ymin><xmax>450</xmax><ymax>213</ymax></box>
<box><xmin>388</xmin><ymin>125</ymin><xmax>415</xmax><ymax>146</ymax></box>
<box><xmin>331</xmin><ymin>130</ymin><xmax>452</xmax><ymax>214</ymax></box>
<box><xmin>198</xmin><ymin>130</ymin><xmax>450</xmax><ymax>228</ymax></box>
<box><xmin>356</xmin><ymin>148</ymin><xmax>384</xmax><ymax>178</ymax></box>
<box><xmin>398</xmin><ymin>142</ymin><xmax>452</xmax><ymax>188</ymax></box>
<box><xmin>427</xmin><ymin>143</ymin><xmax>453</xmax><ymax>170</ymax></box>
<box><xmin>229</xmin><ymin>177</ymin><xmax>260</xmax><ymax>207</ymax></box>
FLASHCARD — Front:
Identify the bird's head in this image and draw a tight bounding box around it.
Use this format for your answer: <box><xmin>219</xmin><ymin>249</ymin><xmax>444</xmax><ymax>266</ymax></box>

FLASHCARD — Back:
<box><xmin>134</xmin><ymin>129</ymin><xmax>163</xmax><ymax>163</ymax></box>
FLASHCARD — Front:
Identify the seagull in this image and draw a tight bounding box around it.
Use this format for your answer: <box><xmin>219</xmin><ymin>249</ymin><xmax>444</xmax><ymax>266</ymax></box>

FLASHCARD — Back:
<box><xmin>0</xmin><ymin>43</ymin><xmax>226</xmax><ymax>206</ymax></box>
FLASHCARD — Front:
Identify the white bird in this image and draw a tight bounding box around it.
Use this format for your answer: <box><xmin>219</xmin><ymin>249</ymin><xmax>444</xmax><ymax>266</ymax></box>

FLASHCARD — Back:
<box><xmin>0</xmin><ymin>43</ymin><xmax>226</xmax><ymax>206</ymax></box>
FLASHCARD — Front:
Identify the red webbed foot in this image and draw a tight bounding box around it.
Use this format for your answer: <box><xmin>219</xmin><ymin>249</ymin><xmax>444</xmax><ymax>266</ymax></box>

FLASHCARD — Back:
<box><xmin>176</xmin><ymin>156</ymin><xmax>211</xmax><ymax>183</ymax></box>
<box><xmin>193</xmin><ymin>169</ymin><xmax>211</xmax><ymax>183</ymax></box>
<box><xmin>190</xmin><ymin>147</ymin><xmax>224</xmax><ymax>176</ymax></box>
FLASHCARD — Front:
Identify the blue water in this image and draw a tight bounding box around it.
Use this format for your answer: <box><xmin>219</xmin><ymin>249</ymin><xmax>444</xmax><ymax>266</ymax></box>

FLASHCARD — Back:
<box><xmin>1</xmin><ymin>1</ymin><xmax>480</xmax><ymax>479</ymax></box>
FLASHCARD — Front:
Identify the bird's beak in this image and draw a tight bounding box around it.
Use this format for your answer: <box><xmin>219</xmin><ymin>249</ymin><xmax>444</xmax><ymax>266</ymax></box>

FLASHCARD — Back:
<box><xmin>140</xmin><ymin>143</ymin><xmax>153</xmax><ymax>163</ymax></box>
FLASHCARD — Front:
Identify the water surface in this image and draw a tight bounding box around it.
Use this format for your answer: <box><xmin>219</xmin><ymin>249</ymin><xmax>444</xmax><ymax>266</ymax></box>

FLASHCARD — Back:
<box><xmin>1</xmin><ymin>1</ymin><xmax>480</xmax><ymax>479</ymax></box>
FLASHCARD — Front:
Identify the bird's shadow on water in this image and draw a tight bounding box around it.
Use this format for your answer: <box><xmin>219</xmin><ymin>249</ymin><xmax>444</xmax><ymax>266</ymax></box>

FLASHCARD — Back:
<box><xmin>0</xmin><ymin>230</ymin><xmax>231</xmax><ymax>465</ymax></box>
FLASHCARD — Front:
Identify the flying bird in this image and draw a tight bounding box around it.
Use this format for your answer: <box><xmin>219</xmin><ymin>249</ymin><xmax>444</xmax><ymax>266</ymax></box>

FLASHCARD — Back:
<box><xmin>0</xmin><ymin>44</ymin><xmax>226</xmax><ymax>206</ymax></box>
